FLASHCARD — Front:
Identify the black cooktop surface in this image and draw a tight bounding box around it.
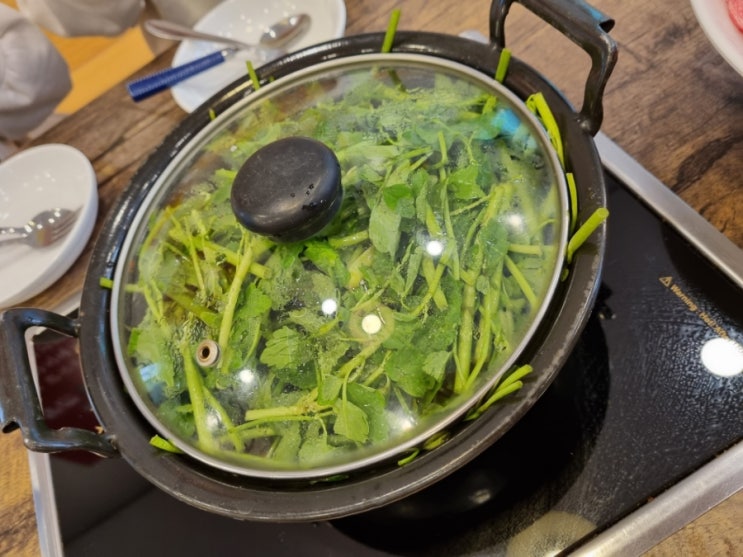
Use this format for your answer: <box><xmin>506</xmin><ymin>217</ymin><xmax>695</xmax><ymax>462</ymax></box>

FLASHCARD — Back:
<box><xmin>33</xmin><ymin>151</ymin><xmax>743</xmax><ymax>556</ymax></box>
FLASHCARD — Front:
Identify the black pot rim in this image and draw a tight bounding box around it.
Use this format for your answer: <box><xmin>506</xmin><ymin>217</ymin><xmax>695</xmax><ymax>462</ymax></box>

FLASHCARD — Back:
<box><xmin>78</xmin><ymin>30</ymin><xmax>606</xmax><ymax>521</ymax></box>
<box><xmin>109</xmin><ymin>50</ymin><xmax>572</xmax><ymax>480</ymax></box>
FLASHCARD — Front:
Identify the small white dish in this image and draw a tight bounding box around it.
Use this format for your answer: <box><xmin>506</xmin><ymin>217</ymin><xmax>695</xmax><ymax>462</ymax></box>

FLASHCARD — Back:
<box><xmin>0</xmin><ymin>144</ymin><xmax>98</xmax><ymax>309</ymax></box>
<box><xmin>171</xmin><ymin>0</ymin><xmax>347</xmax><ymax>113</ymax></box>
<box><xmin>690</xmin><ymin>0</ymin><xmax>743</xmax><ymax>78</ymax></box>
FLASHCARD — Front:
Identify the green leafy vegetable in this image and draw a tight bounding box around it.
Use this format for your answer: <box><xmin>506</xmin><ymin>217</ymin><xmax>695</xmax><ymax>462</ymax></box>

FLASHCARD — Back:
<box><xmin>495</xmin><ymin>48</ymin><xmax>512</xmax><ymax>84</ymax></box>
<box><xmin>122</xmin><ymin>60</ymin><xmax>565</xmax><ymax>473</ymax></box>
<box><xmin>149</xmin><ymin>434</ymin><xmax>183</xmax><ymax>454</ymax></box>
<box><xmin>381</xmin><ymin>8</ymin><xmax>401</xmax><ymax>53</ymax></box>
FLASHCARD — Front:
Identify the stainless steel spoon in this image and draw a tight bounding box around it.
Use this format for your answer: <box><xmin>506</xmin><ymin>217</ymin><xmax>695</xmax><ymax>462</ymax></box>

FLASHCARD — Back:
<box><xmin>144</xmin><ymin>14</ymin><xmax>310</xmax><ymax>51</ymax></box>
<box><xmin>0</xmin><ymin>208</ymin><xmax>79</xmax><ymax>248</ymax></box>
<box><xmin>127</xmin><ymin>13</ymin><xmax>311</xmax><ymax>102</ymax></box>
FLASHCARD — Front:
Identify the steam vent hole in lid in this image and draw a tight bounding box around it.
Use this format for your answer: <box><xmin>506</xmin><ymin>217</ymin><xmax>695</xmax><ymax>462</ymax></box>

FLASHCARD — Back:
<box><xmin>230</xmin><ymin>136</ymin><xmax>343</xmax><ymax>243</ymax></box>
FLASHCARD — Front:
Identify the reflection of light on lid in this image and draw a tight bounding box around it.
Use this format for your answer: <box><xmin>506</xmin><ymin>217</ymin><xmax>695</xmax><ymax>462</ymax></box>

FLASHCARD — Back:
<box><xmin>140</xmin><ymin>363</ymin><xmax>159</xmax><ymax>384</ymax></box>
<box><xmin>700</xmin><ymin>337</ymin><xmax>743</xmax><ymax>377</ymax></box>
<box><xmin>206</xmin><ymin>411</ymin><xmax>220</xmax><ymax>430</ymax></box>
<box><xmin>237</xmin><ymin>368</ymin><xmax>259</xmax><ymax>398</ymax></box>
<box><xmin>387</xmin><ymin>410</ymin><xmax>416</xmax><ymax>433</ymax></box>
<box><xmin>505</xmin><ymin>213</ymin><xmax>525</xmax><ymax>232</ymax></box>
<box><xmin>321</xmin><ymin>298</ymin><xmax>338</xmax><ymax>315</ymax></box>
<box><xmin>239</xmin><ymin>368</ymin><xmax>257</xmax><ymax>387</ymax></box>
<box><xmin>426</xmin><ymin>239</ymin><xmax>444</xmax><ymax>257</ymax></box>
<box><xmin>361</xmin><ymin>313</ymin><xmax>382</xmax><ymax>335</ymax></box>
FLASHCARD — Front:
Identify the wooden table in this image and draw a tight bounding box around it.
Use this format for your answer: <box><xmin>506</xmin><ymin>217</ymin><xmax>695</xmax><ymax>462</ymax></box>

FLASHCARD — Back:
<box><xmin>2</xmin><ymin>0</ymin><xmax>742</xmax><ymax>554</ymax></box>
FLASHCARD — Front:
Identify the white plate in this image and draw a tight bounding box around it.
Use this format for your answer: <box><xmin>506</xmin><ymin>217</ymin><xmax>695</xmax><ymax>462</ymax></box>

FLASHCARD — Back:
<box><xmin>690</xmin><ymin>0</ymin><xmax>743</xmax><ymax>77</ymax></box>
<box><xmin>171</xmin><ymin>0</ymin><xmax>347</xmax><ymax>112</ymax></box>
<box><xmin>0</xmin><ymin>144</ymin><xmax>98</xmax><ymax>309</ymax></box>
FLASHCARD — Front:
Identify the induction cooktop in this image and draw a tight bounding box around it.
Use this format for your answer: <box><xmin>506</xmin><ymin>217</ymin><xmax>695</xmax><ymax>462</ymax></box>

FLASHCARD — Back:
<box><xmin>26</xmin><ymin>134</ymin><xmax>743</xmax><ymax>556</ymax></box>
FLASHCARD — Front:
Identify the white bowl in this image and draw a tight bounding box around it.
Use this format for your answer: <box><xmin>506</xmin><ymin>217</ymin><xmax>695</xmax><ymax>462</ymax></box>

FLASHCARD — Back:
<box><xmin>171</xmin><ymin>0</ymin><xmax>347</xmax><ymax>112</ymax></box>
<box><xmin>0</xmin><ymin>144</ymin><xmax>98</xmax><ymax>309</ymax></box>
<box><xmin>690</xmin><ymin>0</ymin><xmax>743</xmax><ymax>78</ymax></box>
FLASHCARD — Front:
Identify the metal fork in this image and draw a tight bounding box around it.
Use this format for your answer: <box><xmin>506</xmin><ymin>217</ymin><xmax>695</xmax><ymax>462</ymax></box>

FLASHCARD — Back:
<box><xmin>0</xmin><ymin>208</ymin><xmax>80</xmax><ymax>248</ymax></box>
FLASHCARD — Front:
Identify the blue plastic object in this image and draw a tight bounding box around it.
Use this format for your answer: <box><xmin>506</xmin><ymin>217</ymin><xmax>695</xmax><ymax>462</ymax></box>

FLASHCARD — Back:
<box><xmin>126</xmin><ymin>49</ymin><xmax>233</xmax><ymax>102</ymax></box>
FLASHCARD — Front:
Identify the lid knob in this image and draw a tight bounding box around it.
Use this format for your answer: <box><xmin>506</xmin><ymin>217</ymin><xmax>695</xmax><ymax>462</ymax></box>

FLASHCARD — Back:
<box><xmin>231</xmin><ymin>136</ymin><xmax>343</xmax><ymax>243</ymax></box>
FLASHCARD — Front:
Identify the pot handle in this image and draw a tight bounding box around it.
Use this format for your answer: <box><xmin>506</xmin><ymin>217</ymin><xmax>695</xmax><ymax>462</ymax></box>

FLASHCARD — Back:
<box><xmin>490</xmin><ymin>0</ymin><xmax>617</xmax><ymax>135</ymax></box>
<box><xmin>0</xmin><ymin>308</ymin><xmax>117</xmax><ymax>457</ymax></box>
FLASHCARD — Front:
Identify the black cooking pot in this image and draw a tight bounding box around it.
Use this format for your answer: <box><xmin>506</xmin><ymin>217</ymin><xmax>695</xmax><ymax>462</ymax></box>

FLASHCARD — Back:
<box><xmin>0</xmin><ymin>0</ymin><xmax>616</xmax><ymax>521</ymax></box>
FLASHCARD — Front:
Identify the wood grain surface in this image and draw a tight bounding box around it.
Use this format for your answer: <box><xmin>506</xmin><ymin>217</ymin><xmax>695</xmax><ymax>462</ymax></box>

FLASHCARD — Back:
<box><xmin>1</xmin><ymin>0</ymin><xmax>742</xmax><ymax>555</ymax></box>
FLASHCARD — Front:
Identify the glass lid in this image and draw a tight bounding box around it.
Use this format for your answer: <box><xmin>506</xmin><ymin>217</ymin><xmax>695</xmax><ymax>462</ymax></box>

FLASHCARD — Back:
<box><xmin>111</xmin><ymin>53</ymin><xmax>568</xmax><ymax>479</ymax></box>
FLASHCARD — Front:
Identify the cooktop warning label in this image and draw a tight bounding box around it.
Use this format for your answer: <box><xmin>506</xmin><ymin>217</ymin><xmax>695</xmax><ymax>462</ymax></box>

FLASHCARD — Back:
<box><xmin>659</xmin><ymin>276</ymin><xmax>729</xmax><ymax>339</ymax></box>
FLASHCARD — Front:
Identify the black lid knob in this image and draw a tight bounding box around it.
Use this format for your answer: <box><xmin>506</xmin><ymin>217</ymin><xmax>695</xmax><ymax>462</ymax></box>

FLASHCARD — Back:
<box><xmin>231</xmin><ymin>136</ymin><xmax>343</xmax><ymax>243</ymax></box>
